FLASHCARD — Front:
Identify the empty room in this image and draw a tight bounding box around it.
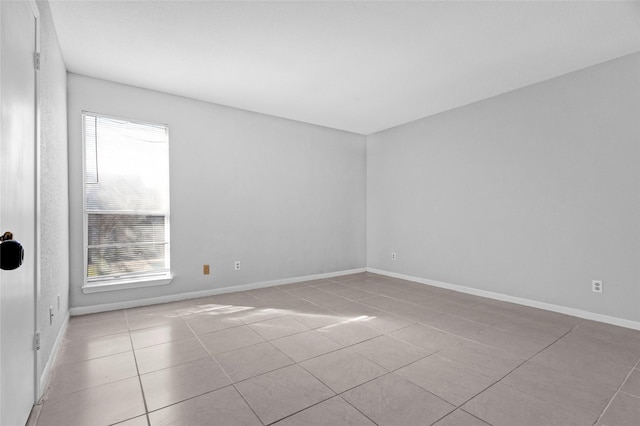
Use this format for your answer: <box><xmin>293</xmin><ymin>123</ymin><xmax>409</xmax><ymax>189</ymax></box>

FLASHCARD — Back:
<box><xmin>1</xmin><ymin>1</ymin><xmax>640</xmax><ymax>425</ymax></box>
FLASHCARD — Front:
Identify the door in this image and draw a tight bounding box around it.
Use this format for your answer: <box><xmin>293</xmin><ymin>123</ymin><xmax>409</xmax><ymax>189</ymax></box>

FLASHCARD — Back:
<box><xmin>1</xmin><ymin>1</ymin><xmax>38</xmax><ymax>424</ymax></box>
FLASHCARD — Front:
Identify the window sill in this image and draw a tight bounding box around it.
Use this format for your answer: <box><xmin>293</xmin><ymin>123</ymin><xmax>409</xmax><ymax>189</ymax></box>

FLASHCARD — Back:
<box><xmin>81</xmin><ymin>275</ymin><xmax>173</xmax><ymax>294</ymax></box>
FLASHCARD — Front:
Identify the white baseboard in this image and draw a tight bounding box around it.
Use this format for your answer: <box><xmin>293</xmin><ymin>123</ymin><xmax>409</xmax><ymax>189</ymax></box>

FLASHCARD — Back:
<box><xmin>367</xmin><ymin>268</ymin><xmax>640</xmax><ymax>331</ymax></box>
<box><xmin>70</xmin><ymin>268</ymin><xmax>367</xmax><ymax>316</ymax></box>
<box><xmin>38</xmin><ymin>311</ymin><xmax>70</xmax><ymax>399</ymax></box>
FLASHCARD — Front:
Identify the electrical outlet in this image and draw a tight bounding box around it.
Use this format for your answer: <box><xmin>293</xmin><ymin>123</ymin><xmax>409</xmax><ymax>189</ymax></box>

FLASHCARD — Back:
<box><xmin>203</xmin><ymin>264</ymin><xmax>210</xmax><ymax>275</ymax></box>
<box><xmin>234</xmin><ymin>261</ymin><xmax>241</xmax><ymax>271</ymax></box>
<box><xmin>592</xmin><ymin>280</ymin><xmax>603</xmax><ymax>293</ymax></box>
<box><xmin>391</xmin><ymin>252</ymin><xmax>397</xmax><ymax>261</ymax></box>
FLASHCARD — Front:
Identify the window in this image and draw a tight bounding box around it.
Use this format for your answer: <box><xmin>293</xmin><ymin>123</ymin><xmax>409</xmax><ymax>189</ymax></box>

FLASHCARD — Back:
<box><xmin>82</xmin><ymin>112</ymin><xmax>171</xmax><ymax>292</ymax></box>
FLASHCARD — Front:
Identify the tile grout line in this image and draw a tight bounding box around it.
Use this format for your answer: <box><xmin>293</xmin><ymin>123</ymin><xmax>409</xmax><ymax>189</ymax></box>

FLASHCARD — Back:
<box><xmin>124</xmin><ymin>309</ymin><xmax>152</xmax><ymax>426</ymax></box>
<box><xmin>182</xmin><ymin>318</ymin><xmax>269</xmax><ymax>426</ymax></box>
<box><xmin>338</xmin><ymin>369</ymin><xmax>453</xmax><ymax>424</ymax></box>
<box><xmin>334</xmin><ymin>293</ymin><xmax>495</xmax><ymax>335</ymax></box>
<box><xmin>126</xmin><ymin>305</ymin><xmax>264</xmax><ymax>411</ymax></box>
<box><xmin>181</xmin><ymin>304</ymin><xmax>393</xmax><ymax>424</ymax></box>
<box><xmin>459</xmin><ymin>408</ymin><xmax>496</xmax><ymax>426</ymax></box>
<box><xmin>594</xmin><ymin>356</ymin><xmax>640</xmax><ymax>425</ymax></box>
<box><xmin>434</xmin><ymin>326</ymin><xmax>577</xmax><ymax>425</ymax></box>
<box><xmin>261</xmin><ymin>372</ymin><xmax>393</xmax><ymax>426</ymax></box>
<box><xmin>330</xmin><ymin>321</ymin><xmax>523</xmax><ymax>425</ymax></box>
<box><xmin>334</xmin><ymin>393</ymin><xmax>382</xmax><ymax>426</ymax></box>
<box><xmin>260</xmin><ymin>395</ymin><xmax>343</xmax><ymax>426</ymax></box>
<box><xmin>132</xmin><ymin>308</ymin><xmax>379</xmax><ymax>378</ymax></box>
<box><xmin>268</xmin><ymin>296</ymin><xmax>444</xmax><ymax>425</ymax></box>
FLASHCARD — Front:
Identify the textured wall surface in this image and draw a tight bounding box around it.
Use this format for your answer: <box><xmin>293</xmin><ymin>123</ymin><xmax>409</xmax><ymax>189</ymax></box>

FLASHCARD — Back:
<box><xmin>36</xmin><ymin>0</ymin><xmax>69</xmax><ymax>380</ymax></box>
<box><xmin>67</xmin><ymin>74</ymin><xmax>366</xmax><ymax>309</ymax></box>
<box><xmin>368</xmin><ymin>53</ymin><xmax>640</xmax><ymax>322</ymax></box>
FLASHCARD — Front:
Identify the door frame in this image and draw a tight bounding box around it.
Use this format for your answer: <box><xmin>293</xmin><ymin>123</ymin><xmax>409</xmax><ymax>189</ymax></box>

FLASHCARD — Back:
<box><xmin>29</xmin><ymin>0</ymin><xmax>42</xmax><ymax>403</ymax></box>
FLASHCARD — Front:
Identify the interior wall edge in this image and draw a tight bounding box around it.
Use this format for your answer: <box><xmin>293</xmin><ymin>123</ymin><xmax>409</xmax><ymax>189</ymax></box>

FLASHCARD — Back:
<box><xmin>69</xmin><ymin>267</ymin><xmax>366</xmax><ymax>316</ymax></box>
<box><xmin>36</xmin><ymin>311</ymin><xmax>69</xmax><ymax>400</ymax></box>
<box><xmin>367</xmin><ymin>267</ymin><xmax>640</xmax><ymax>331</ymax></box>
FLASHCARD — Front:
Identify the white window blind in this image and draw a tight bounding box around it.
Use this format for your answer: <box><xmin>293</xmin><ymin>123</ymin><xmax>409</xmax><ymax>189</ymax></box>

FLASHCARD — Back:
<box><xmin>83</xmin><ymin>112</ymin><xmax>170</xmax><ymax>284</ymax></box>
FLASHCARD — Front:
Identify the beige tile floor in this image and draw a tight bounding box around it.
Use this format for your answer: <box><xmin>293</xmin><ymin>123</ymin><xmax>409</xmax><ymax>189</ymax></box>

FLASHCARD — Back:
<box><xmin>30</xmin><ymin>273</ymin><xmax>640</xmax><ymax>426</ymax></box>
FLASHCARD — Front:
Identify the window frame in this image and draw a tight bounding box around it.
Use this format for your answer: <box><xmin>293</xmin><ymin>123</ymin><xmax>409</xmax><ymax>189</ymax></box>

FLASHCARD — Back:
<box><xmin>81</xmin><ymin>111</ymin><xmax>172</xmax><ymax>293</ymax></box>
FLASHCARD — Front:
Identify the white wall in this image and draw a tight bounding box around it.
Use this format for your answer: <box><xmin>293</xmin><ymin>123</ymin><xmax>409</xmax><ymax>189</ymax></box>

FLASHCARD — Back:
<box><xmin>367</xmin><ymin>53</ymin><xmax>640</xmax><ymax>323</ymax></box>
<box><xmin>67</xmin><ymin>74</ymin><xmax>366</xmax><ymax>309</ymax></box>
<box><xmin>36</xmin><ymin>0</ymin><xmax>69</xmax><ymax>383</ymax></box>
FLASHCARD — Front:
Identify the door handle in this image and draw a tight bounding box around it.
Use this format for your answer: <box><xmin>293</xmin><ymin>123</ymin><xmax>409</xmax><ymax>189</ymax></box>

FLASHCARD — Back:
<box><xmin>0</xmin><ymin>231</ymin><xmax>24</xmax><ymax>270</ymax></box>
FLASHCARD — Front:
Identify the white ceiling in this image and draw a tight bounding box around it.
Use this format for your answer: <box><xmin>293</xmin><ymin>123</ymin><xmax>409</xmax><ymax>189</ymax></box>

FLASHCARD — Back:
<box><xmin>49</xmin><ymin>1</ymin><xmax>640</xmax><ymax>135</ymax></box>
